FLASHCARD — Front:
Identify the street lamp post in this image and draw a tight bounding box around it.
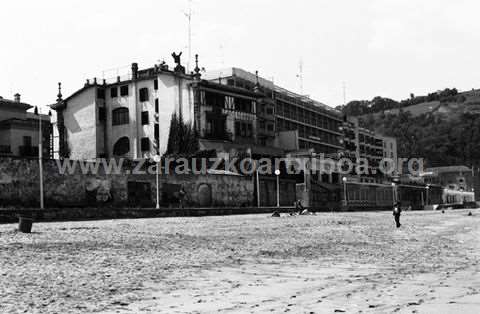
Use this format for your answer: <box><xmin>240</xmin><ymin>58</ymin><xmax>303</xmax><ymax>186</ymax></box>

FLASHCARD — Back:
<box><xmin>275</xmin><ymin>169</ymin><xmax>280</xmax><ymax>208</ymax></box>
<box><xmin>153</xmin><ymin>155</ymin><xmax>161</xmax><ymax>209</ymax></box>
<box><xmin>256</xmin><ymin>165</ymin><xmax>261</xmax><ymax>207</ymax></box>
<box><xmin>342</xmin><ymin>177</ymin><xmax>348</xmax><ymax>207</ymax></box>
<box><xmin>426</xmin><ymin>185</ymin><xmax>430</xmax><ymax>206</ymax></box>
<box><xmin>391</xmin><ymin>182</ymin><xmax>396</xmax><ymax>205</ymax></box>
<box><xmin>35</xmin><ymin>107</ymin><xmax>50</xmax><ymax>210</ymax></box>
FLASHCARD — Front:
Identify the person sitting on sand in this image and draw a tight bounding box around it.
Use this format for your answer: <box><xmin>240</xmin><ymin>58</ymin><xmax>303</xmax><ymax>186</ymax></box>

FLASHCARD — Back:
<box><xmin>295</xmin><ymin>200</ymin><xmax>304</xmax><ymax>215</ymax></box>
<box><xmin>300</xmin><ymin>208</ymin><xmax>311</xmax><ymax>215</ymax></box>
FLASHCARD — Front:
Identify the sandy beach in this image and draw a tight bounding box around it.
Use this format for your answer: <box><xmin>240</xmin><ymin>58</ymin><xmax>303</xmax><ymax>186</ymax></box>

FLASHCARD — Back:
<box><xmin>1</xmin><ymin>209</ymin><xmax>479</xmax><ymax>313</ymax></box>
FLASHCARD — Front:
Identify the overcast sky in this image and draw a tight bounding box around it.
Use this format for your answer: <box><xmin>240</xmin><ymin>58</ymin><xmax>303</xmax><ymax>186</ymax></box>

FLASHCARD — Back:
<box><xmin>2</xmin><ymin>0</ymin><xmax>480</xmax><ymax>110</ymax></box>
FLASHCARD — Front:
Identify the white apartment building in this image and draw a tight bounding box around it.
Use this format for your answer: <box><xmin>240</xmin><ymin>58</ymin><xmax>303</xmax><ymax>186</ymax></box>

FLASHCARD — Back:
<box><xmin>52</xmin><ymin>61</ymin><xmax>196</xmax><ymax>160</ymax></box>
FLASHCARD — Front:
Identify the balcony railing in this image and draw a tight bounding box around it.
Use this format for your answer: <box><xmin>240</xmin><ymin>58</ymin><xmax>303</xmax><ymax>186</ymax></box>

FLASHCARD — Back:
<box><xmin>19</xmin><ymin>146</ymin><xmax>39</xmax><ymax>157</ymax></box>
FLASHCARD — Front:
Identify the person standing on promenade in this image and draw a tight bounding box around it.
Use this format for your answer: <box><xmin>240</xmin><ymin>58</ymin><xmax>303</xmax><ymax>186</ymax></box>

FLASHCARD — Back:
<box><xmin>393</xmin><ymin>202</ymin><xmax>402</xmax><ymax>228</ymax></box>
<box><xmin>178</xmin><ymin>186</ymin><xmax>186</xmax><ymax>209</ymax></box>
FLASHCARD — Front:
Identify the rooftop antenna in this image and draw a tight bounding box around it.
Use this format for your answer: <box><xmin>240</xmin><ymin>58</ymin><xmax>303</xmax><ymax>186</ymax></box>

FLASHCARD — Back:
<box><xmin>343</xmin><ymin>81</ymin><xmax>347</xmax><ymax>106</ymax></box>
<box><xmin>296</xmin><ymin>59</ymin><xmax>304</xmax><ymax>95</ymax></box>
<box><xmin>183</xmin><ymin>0</ymin><xmax>193</xmax><ymax>72</ymax></box>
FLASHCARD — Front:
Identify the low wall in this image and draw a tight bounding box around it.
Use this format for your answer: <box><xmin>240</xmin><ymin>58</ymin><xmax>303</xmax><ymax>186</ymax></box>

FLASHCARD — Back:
<box><xmin>0</xmin><ymin>206</ymin><xmax>297</xmax><ymax>223</ymax></box>
<box><xmin>0</xmin><ymin>157</ymin><xmax>254</xmax><ymax>208</ymax></box>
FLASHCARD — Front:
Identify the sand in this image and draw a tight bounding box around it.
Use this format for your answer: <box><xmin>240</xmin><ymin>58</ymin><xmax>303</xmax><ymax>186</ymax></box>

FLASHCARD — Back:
<box><xmin>0</xmin><ymin>209</ymin><xmax>479</xmax><ymax>313</ymax></box>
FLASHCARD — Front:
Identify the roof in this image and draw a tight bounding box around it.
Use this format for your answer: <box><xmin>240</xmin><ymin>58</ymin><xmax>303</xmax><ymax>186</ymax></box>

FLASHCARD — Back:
<box><xmin>203</xmin><ymin>67</ymin><xmax>275</xmax><ymax>89</ymax></box>
<box><xmin>52</xmin><ymin>64</ymin><xmax>196</xmax><ymax>110</ymax></box>
<box><xmin>190</xmin><ymin>79</ymin><xmax>262</xmax><ymax>98</ymax></box>
<box><xmin>426</xmin><ymin>165</ymin><xmax>472</xmax><ymax>174</ymax></box>
<box><xmin>204</xmin><ymin>67</ymin><xmax>342</xmax><ymax>116</ymax></box>
<box><xmin>0</xmin><ymin>97</ymin><xmax>32</xmax><ymax>111</ymax></box>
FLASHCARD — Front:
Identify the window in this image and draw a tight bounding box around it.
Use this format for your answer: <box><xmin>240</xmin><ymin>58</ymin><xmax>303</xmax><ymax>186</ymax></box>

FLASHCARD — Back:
<box><xmin>155</xmin><ymin>99</ymin><xmax>159</xmax><ymax>112</ymax></box>
<box><xmin>110</xmin><ymin>87</ymin><xmax>118</xmax><ymax>98</ymax></box>
<box><xmin>154</xmin><ymin>79</ymin><xmax>158</xmax><ymax>90</ymax></box>
<box><xmin>235</xmin><ymin>121</ymin><xmax>241</xmax><ymax>136</ymax></box>
<box><xmin>267</xmin><ymin>123</ymin><xmax>274</xmax><ymax>132</ymax></box>
<box><xmin>99</xmin><ymin>107</ymin><xmax>106</xmax><ymax>122</ymax></box>
<box><xmin>205</xmin><ymin>91</ymin><xmax>225</xmax><ymax>108</ymax></box>
<box><xmin>259</xmin><ymin>120</ymin><xmax>266</xmax><ymax>130</ymax></box>
<box><xmin>235</xmin><ymin>97</ymin><xmax>253</xmax><ymax>113</ymax></box>
<box><xmin>266</xmin><ymin>107</ymin><xmax>274</xmax><ymax>115</ymax></box>
<box><xmin>235</xmin><ymin>121</ymin><xmax>253</xmax><ymax>138</ymax></box>
<box><xmin>141</xmin><ymin>111</ymin><xmax>149</xmax><ymax>125</ymax></box>
<box><xmin>154</xmin><ymin>124</ymin><xmax>159</xmax><ymax>143</ymax></box>
<box><xmin>141</xmin><ymin>137</ymin><xmax>150</xmax><ymax>151</ymax></box>
<box><xmin>112</xmin><ymin>107</ymin><xmax>129</xmax><ymax>125</ymax></box>
<box><xmin>113</xmin><ymin>137</ymin><xmax>130</xmax><ymax>156</ymax></box>
<box><xmin>139</xmin><ymin>87</ymin><xmax>149</xmax><ymax>102</ymax></box>
<box><xmin>241</xmin><ymin>123</ymin><xmax>246</xmax><ymax>137</ymax></box>
<box><xmin>23</xmin><ymin>136</ymin><xmax>32</xmax><ymax>147</ymax></box>
<box><xmin>120</xmin><ymin>85</ymin><xmax>129</xmax><ymax>96</ymax></box>
<box><xmin>97</xmin><ymin>88</ymin><xmax>105</xmax><ymax>99</ymax></box>
<box><xmin>246</xmin><ymin>123</ymin><xmax>252</xmax><ymax>137</ymax></box>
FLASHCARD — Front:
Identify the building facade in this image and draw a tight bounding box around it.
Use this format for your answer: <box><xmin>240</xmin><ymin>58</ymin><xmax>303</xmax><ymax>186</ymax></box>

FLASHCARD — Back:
<box><xmin>190</xmin><ymin>78</ymin><xmax>285</xmax><ymax>158</ymax></box>
<box><xmin>203</xmin><ymin>68</ymin><xmax>344</xmax><ymax>155</ymax></box>
<box><xmin>423</xmin><ymin>166</ymin><xmax>474</xmax><ymax>191</ymax></box>
<box><xmin>341</xmin><ymin>116</ymin><xmax>398</xmax><ymax>182</ymax></box>
<box><xmin>52</xmin><ymin>61</ymin><xmax>196</xmax><ymax>160</ymax></box>
<box><xmin>0</xmin><ymin>94</ymin><xmax>51</xmax><ymax>158</ymax></box>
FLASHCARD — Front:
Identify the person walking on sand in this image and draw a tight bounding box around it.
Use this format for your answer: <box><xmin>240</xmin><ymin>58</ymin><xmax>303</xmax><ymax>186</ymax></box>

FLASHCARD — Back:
<box><xmin>393</xmin><ymin>202</ymin><xmax>402</xmax><ymax>228</ymax></box>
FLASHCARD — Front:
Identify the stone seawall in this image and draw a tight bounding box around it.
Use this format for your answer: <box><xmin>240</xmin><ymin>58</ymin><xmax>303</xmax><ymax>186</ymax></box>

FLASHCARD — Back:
<box><xmin>0</xmin><ymin>206</ymin><xmax>299</xmax><ymax>223</ymax></box>
<box><xmin>0</xmin><ymin>157</ymin><xmax>254</xmax><ymax>208</ymax></box>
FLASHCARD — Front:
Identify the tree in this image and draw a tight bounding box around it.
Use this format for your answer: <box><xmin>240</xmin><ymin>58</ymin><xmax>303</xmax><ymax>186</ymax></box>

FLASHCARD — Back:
<box><xmin>165</xmin><ymin>112</ymin><xmax>198</xmax><ymax>156</ymax></box>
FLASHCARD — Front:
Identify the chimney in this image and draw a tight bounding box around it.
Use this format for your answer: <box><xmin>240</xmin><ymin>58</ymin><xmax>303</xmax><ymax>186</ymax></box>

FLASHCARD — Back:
<box><xmin>14</xmin><ymin>93</ymin><xmax>21</xmax><ymax>102</ymax></box>
<box><xmin>131</xmin><ymin>63</ymin><xmax>138</xmax><ymax>80</ymax></box>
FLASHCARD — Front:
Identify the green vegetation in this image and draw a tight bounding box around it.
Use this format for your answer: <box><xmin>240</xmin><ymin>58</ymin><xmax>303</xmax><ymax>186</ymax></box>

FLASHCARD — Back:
<box><xmin>360</xmin><ymin>110</ymin><xmax>480</xmax><ymax>168</ymax></box>
<box><xmin>336</xmin><ymin>88</ymin><xmax>460</xmax><ymax>116</ymax></box>
<box><xmin>336</xmin><ymin>87</ymin><xmax>480</xmax><ymax>168</ymax></box>
<box><xmin>165</xmin><ymin>112</ymin><xmax>198</xmax><ymax>157</ymax></box>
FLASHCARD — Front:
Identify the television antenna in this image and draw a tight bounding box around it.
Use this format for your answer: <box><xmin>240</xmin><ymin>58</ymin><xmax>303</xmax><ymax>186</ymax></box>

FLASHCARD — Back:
<box><xmin>183</xmin><ymin>0</ymin><xmax>193</xmax><ymax>72</ymax></box>
<box><xmin>296</xmin><ymin>59</ymin><xmax>304</xmax><ymax>95</ymax></box>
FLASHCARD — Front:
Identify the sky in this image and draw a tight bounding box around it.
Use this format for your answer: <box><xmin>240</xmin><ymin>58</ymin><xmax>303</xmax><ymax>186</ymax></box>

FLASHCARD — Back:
<box><xmin>2</xmin><ymin>0</ymin><xmax>480</xmax><ymax>110</ymax></box>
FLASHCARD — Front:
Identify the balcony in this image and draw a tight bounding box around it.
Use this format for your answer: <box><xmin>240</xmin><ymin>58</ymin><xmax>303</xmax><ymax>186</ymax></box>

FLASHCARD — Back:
<box><xmin>19</xmin><ymin>146</ymin><xmax>39</xmax><ymax>157</ymax></box>
<box><xmin>0</xmin><ymin>145</ymin><xmax>11</xmax><ymax>155</ymax></box>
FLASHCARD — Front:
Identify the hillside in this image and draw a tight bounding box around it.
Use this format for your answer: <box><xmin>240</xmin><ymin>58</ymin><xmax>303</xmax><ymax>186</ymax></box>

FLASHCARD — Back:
<box><xmin>358</xmin><ymin>110</ymin><xmax>480</xmax><ymax>168</ymax></box>
<box><xmin>337</xmin><ymin>88</ymin><xmax>480</xmax><ymax>168</ymax></box>
<box><xmin>337</xmin><ymin>88</ymin><xmax>480</xmax><ymax>119</ymax></box>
